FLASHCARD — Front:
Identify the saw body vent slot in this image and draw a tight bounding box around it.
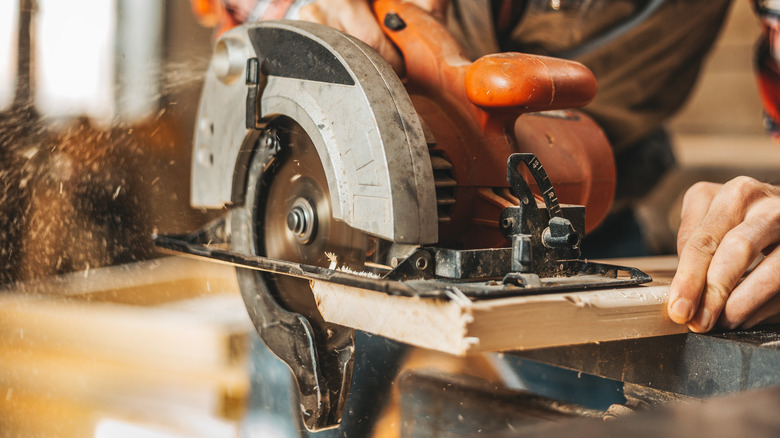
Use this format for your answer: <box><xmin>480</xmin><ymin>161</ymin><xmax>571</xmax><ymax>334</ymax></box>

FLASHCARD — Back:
<box><xmin>430</xmin><ymin>150</ymin><xmax>456</xmax><ymax>224</ymax></box>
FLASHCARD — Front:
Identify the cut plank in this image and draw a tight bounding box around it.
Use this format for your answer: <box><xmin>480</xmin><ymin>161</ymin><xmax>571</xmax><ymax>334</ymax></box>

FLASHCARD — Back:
<box><xmin>312</xmin><ymin>256</ymin><xmax>687</xmax><ymax>356</ymax></box>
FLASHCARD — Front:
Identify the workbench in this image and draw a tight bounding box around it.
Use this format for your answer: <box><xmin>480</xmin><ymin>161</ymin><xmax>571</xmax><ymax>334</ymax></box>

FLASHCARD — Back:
<box><xmin>386</xmin><ymin>324</ymin><xmax>780</xmax><ymax>437</ymax></box>
<box><xmin>307</xmin><ymin>254</ymin><xmax>780</xmax><ymax>436</ymax></box>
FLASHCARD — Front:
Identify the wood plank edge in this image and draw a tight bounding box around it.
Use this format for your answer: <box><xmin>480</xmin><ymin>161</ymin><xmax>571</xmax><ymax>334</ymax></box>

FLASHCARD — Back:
<box><xmin>313</xmin><ymin>281</ymin><xmax>688</xmax><ymax>356</ymax></box>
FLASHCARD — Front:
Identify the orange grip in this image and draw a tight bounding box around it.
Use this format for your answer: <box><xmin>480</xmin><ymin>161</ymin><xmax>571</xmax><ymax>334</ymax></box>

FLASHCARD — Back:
<box><xmin>465</xmin><ymin>53</ymin><xmax>597</xmax><ymax>112</ymax></box>
<box><xmin>190</xmin><ymin>0</ymin><xmax>222</xmax><ymax>27</ymax></box>
<box><xmin>374</xmin><ymin>0</ymin><xmax>597</xmax><ymax>115</ymax></box>
<box><xmin>190</xmin><ymin>0</ymin><xmax>242</xmax><ymax>36</ymax></box>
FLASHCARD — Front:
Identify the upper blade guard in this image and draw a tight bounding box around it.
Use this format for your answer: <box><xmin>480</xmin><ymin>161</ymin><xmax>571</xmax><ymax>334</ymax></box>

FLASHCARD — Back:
<box><xmin>191</xmin><ymin>20</ymin><xmax>437</xmax><ymax>245</ymax></box>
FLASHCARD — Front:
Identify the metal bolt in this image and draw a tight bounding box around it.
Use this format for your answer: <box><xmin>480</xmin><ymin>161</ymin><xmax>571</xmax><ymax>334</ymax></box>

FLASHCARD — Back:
<box><xmin>502</xmin><ymin>217</ymin><xmax>514</xmax><ymax>229</ymax></box>
<box><xmin>287</xmin><ymin>198</ymin><xmax>316</xmax><ymax>244</ymax></box>
<box><xmin>263</xmin><ymin>129</ymin><xmax>279</xmax><ymax>150</ymax></box>
<box><xmin>287</xmin><ymin>207</ymin><xmax>306</xmax><ymax>235</ymax></box>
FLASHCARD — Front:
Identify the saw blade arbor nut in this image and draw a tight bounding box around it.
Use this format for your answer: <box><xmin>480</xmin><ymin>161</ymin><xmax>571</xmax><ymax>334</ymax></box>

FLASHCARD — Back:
<box><xmin>287</xmin><ymin>197</ymin><xmax>317</xmax><ymax>244</ymax></box>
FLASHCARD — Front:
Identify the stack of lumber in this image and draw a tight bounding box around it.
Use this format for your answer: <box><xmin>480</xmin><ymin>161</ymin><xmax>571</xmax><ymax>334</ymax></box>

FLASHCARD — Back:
<box><xmin>0</xmin><ymin>257</ymin><xmax>252</xmax><ymax>438</ymax></box>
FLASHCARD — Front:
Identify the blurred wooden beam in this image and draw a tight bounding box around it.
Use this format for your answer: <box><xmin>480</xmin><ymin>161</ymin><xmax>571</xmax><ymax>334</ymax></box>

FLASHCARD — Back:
<box><xmin>0</xmin><ymin>391</ymin><xmax>241</xmax><ymax>438</ymax></box>
<box><xmin>0</xmin><ymin>293</ymin><xmax>251</xmax><ymax>370</ymax></box>
<box><xmin>0</xmin><ymin>293</ymin><xmax>251</xmax><ymax>420</ymax></box>
<box><xmin>0</xmin><ymin>257</ymin><xmax>253</xmax><ymax>427</ymax></box>
<box><xmin>3</xmin><ymin>256</ymin><xmax>240</xmax><ymax>305</ymax></box>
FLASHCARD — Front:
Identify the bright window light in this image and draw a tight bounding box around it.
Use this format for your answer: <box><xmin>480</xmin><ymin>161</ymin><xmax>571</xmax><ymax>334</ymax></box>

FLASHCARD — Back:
<box><xmin>94</xmin><ymin>418</ymin><xmax>239</xmax><ymax>438</ymax></box>
<box><xmin>35</xmin><ymin>0</ymin><xmax>116</xmax><ymax>125</ymax></box>
<box><xmin>0</xmin><ymin>0</ymin><xmax>19</xmax><ymax>111</ymax></box>
<box><xmin>94</xmin><ymin>419</ymin><xmax>188</xmax><ymax>438</ymax></box>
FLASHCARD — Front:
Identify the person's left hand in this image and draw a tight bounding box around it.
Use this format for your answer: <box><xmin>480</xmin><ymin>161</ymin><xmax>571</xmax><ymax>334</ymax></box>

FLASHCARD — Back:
<box><xmin>668</xmin><ymin>176</ymin><xmax>780</xmax><ymax>332</ymax></box>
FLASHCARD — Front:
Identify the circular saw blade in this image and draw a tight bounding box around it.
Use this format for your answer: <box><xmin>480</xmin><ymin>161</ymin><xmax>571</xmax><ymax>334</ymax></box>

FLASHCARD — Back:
<box><xmin>230</xmin><ymin>117</ymin><xmax>364</xmax><ymax>429</ymax></box>
<box><xmin>261</xmin><ymin>121</ymin><xmax>366</xmax><ymax>319</ymax></box>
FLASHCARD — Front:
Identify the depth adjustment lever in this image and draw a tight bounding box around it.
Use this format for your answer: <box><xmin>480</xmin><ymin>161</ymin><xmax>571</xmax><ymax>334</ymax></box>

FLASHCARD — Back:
<box><xmin>501</xmin><ymin>153</ymin><xmax>584</xmax><ymax>279</ymax></box>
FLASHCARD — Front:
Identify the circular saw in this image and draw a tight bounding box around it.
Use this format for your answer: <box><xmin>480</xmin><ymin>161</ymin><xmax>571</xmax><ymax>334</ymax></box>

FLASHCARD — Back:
<box><xmin>157</xmin><ymin>0</ymin><xmax>636</xmax><ymax>431</ymax></box>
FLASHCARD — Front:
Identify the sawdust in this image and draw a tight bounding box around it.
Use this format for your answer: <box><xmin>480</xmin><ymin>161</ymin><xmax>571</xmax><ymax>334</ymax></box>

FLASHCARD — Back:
<box><xmin>324</xmin><ymin>251</ymin><xmax>381</xmax><ymax>278</ymax></box>
<box><xmin>336</xmin><ymin>266</ymin><xmax>381</xmax><ymax>279</ymax></box>
<box><xmin>0</xmin><ymin>54</ymin><xmax>212</xmax><ymax>285</ymax></box>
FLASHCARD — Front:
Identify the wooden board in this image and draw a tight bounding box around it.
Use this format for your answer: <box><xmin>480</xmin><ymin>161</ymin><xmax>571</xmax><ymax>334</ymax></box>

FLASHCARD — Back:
<box><xmin>1</xmin><ymin>255</ymin><xmax>240</xmax><ymax>306</ymax></box>
<box><xmin>0</xmin><ymin>256</ymin><xmax>252</xmax><ymax>437</ymax></box>
<box><xmin>0</xmin><ymin>294</ymin><xmax>250</xmax><ymax>370</ymax></box>
<box><xmin>312</xmin><ymin>256</ymin><xmax>688</xmax><ymax>356</ymax></box>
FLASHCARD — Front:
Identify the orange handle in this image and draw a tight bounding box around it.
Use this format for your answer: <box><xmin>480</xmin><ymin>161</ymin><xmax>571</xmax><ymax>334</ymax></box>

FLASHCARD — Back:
<box><xmin>190</xmin><ymin>0</ymin><xmax>242</xmax><ymax>36</ymax></box>
<box><xmin>465</xmin><ymin>53</ymin><xmax>597</xmax><ymax>111</ymax></box>
<box><xmin>373</xmin><ymin>0</ymin><xmax>597</xmax><ymax>115</ymax></box>
<box><xmin>190</xmin><ymin>0</ymin><xmax>222</xmax><ymax>27</ymax></box>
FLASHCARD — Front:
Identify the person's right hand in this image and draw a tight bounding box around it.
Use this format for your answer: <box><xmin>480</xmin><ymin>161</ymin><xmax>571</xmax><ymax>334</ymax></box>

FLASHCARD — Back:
<box><xmin>299</xmin><ymin>0</ymin><xmax>448</xmax><ymax>73</ymax></box>
<box><xmin>668</xmin><ymin>177</ymin><xmax>780</xmax><ymax>332</ymax></box>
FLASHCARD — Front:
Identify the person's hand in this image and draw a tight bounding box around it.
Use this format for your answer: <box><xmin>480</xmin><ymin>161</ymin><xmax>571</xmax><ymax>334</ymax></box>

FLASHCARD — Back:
<box><xmin>667</xmin><ymin>177</ymin><xmax>780</xmax><ymax>332</ymax></box>
<box><xmin>299</xmin><ymin>0</ymin><xmax>448</xmax><ymax>73</ymax></box>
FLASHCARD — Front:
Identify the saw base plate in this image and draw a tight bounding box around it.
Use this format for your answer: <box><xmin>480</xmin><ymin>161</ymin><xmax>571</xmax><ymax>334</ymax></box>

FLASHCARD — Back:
<box><xmin>154</xmin><ymin>218</ymin><xmax>651</xmax><ymax>301</ymax></box>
